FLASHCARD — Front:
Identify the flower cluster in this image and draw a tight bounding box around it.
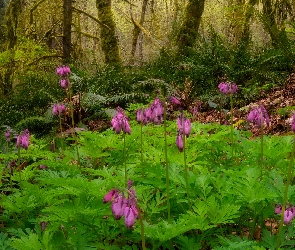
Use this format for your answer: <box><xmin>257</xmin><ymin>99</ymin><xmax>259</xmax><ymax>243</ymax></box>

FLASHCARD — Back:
<box><xmin>247</xmin><ymin>105</ymin><xmax>270</xmax><ymax>127</ymax></box>
<box><xmin>16</xmin><ymin>129</ymin><xmax>30</xmax><ymax>150</ymax></box>
<box><xmin>111</xmin><ymin>107</ymin><xmax>131</xmax><ymax>134</ymax></box>
<box><xmin>170</xmin><ymin>96</ymin><xmax>181</xmax><ymax>106</ymax></box>
<box><xmin>136</xmin><ymin>98</ymin><xmax>164</xmax><ymax>125</ymax></box>
<box><xmin>176</xmin><ymin>112</ymin><xmax>191</xmax><ymax>152</ymax></box>
<box><xmin>275</xmin><ymin>204</ymin><xmax>295</xmax><ymax>224</ymax></box>
<box><xmin>52</xmin><ymin>103</ymin><xmax>65</xmax><ymax>116</ymax></box>
<box><xmin>56</xmin><ymin>66</ymin><xmax>71</xmax><ymax>89</ymax></box>
<box><xmin>103</xmin><ymin>180</ymin><xmax>138</xmax><ymax>229</ymax></box>
<box><xmin>218</xmin><ymin>82</ymin><xmax>238</xmax><ymax>95</ymax></box>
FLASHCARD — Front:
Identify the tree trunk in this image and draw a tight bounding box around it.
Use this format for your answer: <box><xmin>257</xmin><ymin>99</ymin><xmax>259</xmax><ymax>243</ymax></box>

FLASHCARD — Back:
<box><xmin>130</xmin><ymin>0</ymin><xmax>148</xmax><ymax>65</ymax></box>
<box><xmin>230</xmin><ymin>0</ymin><xmax>245</xmax><ymax>45</ymax></box>
<box><xmin>0</xmin><ymin>0</ymin><xmax>5</xmax><ymax>49</ymax></box>
<box><xmin>1</xmin><ymin>0</ymin><xmax>23</xmax><ymax>95</ymax></box>
<box><xmin>176</xmin><ymin>0</ymin><xmax>206</xmax><ymax>53</ymax></box>
<box><xmin>241</xmin><ymin>0</ymin><xmax>258</xmax><ymax>43</ymax></box>
<box><xmin>96</xmin><ymin>0</ymin><xmax>121</xmax><ymax>64</ymax></box>
<box><xmin>262</xmin><ymin>0</ymin><xmax>279</xmax><ymax>47</ymax></box>
<box><xmin>63</xmin><ymin>0</ymin><xmax>73</xmax><ymax>64</ymax></box>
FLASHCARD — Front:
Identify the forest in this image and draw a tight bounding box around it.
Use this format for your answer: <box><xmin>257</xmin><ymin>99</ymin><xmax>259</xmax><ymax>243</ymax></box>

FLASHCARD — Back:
<box><xmin>1</xmin><ymin>0</ymin><xmax>295</xmax><ymax>249</ymax></box>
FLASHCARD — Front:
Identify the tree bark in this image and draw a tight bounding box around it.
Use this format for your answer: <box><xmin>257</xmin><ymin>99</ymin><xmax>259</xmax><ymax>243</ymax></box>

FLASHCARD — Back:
<box><xmin>1</xmin><ymin>0</ymin><xmax>23</xmax><ymax>95</ymax></box>
<box><xmin>129</xmin><ymin>0</ymin><xmax>148</xmax><ymax>65</ymax></box>
<box><xmin>96</xmin><ymin>0</ymin><xmax>121</xmax><ymax>64</ymax></box>
<box><xmin>176</xmin><ymin>0</ymin><xmax>206</xmax><ymax>53</ymax></box>
<box><xmin>63</xmin><ymin>0</ymin><xmax>73</xmax><ymax>64</ymax></box>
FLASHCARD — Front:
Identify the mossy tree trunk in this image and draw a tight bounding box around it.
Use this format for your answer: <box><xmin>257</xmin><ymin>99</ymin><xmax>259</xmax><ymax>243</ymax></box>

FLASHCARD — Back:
<box><xmin>241</xmin><ymin>0</ymin><xmax>258</xmax><ymax>43</ymax></box>
<box><xmin>63</xmin><ymin>0</ymin><xmax>73</xmax><ymax>64</ymax></box>
<box><xmin>130</xmin><ymin>0</ymin><xmax>148</xmax><ymax>65</ymax></box>
<box><xmin>176</xmin><ymin>0</ymin><xmax>206</xmax><ymax>54</ymax></box>
<box><xmin>1</xmin><ymin>0</ymin><xmax>23</xmax><ymax>95</ymax></box>
<box><xmin>96</xmin><ymin>0</ymin><xmax>121</xmax><ymax>64</ymax></box>
<box><xmin>0</xmin><ymin>0</ymin><xmax>6</xmax><ymax>49</ymax></box>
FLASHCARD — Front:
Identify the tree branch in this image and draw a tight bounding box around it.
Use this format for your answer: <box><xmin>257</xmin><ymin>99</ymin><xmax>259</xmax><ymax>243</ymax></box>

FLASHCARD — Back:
<box><xmin>72</xmin><ymin>7</ymin><xmax>110</xmax><ymax>30</ymax></box>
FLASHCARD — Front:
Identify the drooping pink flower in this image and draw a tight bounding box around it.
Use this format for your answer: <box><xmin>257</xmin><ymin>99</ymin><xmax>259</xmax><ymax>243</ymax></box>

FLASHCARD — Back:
<box><xmin>247</xmin><ymin>105</ymin><xmax>270</xmax><ymax>127</ymax></box>
<box><xmin>60</xmin><ymin>79</ymin><xmax>68</xmax><ymax>89</ymax></box>
<box><xmin>52</xmin><ymin>104</ymin><xmax>59</xmax><ymax>116</ymax></box>
<box><xmin>112</xmin><ymin>195</ymin><xmax>128</xmax><ymax>220</ymax></box>
<box><xmin>176</xmin><ymin>133</ymin><xmax>184</xmax><ymax>152</ymax></box>
<box><xmin>170</xmin><ymin>96</ymin><xmax>181</xmax><ymax>106</ymax></box>
<box><xmin>56</xmin><ymin>65</ymin><xmax>71</xmax><ymax>77</ymax></box>
<box><xmin>124</xmin><ymin>206</ymin><xmax>136</xmax><ymax>229</ymax></box>
<box><xmin>284</xmin><ymin>208</ymin><xmax>295</xmax><ymax>224</ymax></box>
<box><xmin>111</xmin><ymin>107</ymin><xmax>131</xmax><ymax>134</ymax></box>
<box><xmin>16</xmin><ymin>129</ymin><xmax>30</xmax><ymax>150</ymax></box>
<box><xmin>177</xmin><ymin>113</ymin><xmax>191</xmax><ymax>137</ymax></box>
<box><xmin>218</xmin><ymin>82</ymin><xmax>238</xmax><ymax>95</ymax></box>
<box><xmin>39</xmin><ymin>165</ymin><xmax>47</xmax><ymax>170</ymax></box>
<box><xmin>274</xmin><ymin>204</ymin><xmax>282</xmax><ymax>214</ymax></box>
<box><xmin>103</xmin><ymin>189</ymin><xmax>118</xmax><ymax>203</ymax></box>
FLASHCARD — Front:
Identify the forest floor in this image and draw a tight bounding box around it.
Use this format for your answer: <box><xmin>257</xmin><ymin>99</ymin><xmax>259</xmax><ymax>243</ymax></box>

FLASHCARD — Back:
<box><xmin>196</xmin><ymin>73</ymin><xmax>295</xmax><ymax>137</ymax></box>
<box><xmin>80</xmin><ymin>73</ymin><xmax>295</xmax><ymax>137</ymax></box>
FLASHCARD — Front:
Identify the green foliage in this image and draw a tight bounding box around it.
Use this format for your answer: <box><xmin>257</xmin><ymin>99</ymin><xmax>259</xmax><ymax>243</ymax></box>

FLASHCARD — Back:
<box><xmin>1</xmin><ymin>118</ymin><xmax>295</xmax><ymax>248</ymax></box>
<box><xmin>15</xmin><ymin>116</ymin><xmax>55</xmax><ymax>138</ymax></box>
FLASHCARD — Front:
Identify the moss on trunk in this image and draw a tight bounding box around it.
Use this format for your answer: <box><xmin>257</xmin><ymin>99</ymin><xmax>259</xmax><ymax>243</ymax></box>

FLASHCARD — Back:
<box><xmin>96</xmin><ymin>0</ymin><xmax>121</xmax><ymax>64</ymax></box>
<box><xmin>176</xmin><ymin>0</ymin><xmax>205</xmax><ymax>54</ymax></box>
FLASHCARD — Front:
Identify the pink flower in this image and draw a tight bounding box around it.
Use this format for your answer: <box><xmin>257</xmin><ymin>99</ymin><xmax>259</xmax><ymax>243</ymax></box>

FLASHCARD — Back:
<box><xmin>111</xmin><ymin>107</ymin><xmax>131</xmax><ymax>134</ymax></box>
<box><xmin>112</xmin><ymin>195</ymin><xmax>128</xmax><ymax>220</ymax></box>
<box><xmin>247</xmin><ymin>105</ymin><xmax>270</xmax><ymax>127</ymax></box>
<box><xmin>16</xmin><ymin>129</ymin><xmax>30</xmax><ymax>150</ymax></box>
<box><xmin>124</xmin><ymin>206</ymin><xmax>136</xmax><ymax>229</ymax></box>
<box><xmin>60</xmin><ymin>79</ymin><xmax>68</xmax><ymax>89</ymax></box>
<box><xmin>284</xmin><ymin>208</ymin><xmax>295</xmax><ymax>224</ymax></box>
<box><xmin>177</xmin><ymin>113</ymin><xmax>191</xmax><ymax>137</ymax></box>
<box><xmin>274</xmin><ymin>204</ymin><xmax>282</xmax><ymax>214</ymax></box>
<box><xmin>56</xmin><ymin>65</ymin><xmax>71</xmax><ymax>77</ymax></box>
<box><xmin>218</xmin><ymin>82</ymin><xmax>238</xmax><ymax>95</ymax></box>
<box><xmin>176</xmin><ymin>133</ymin><xmax>184</xmax><ymax>152</ymax></box>
<box><xmin>52</xmin><ymin>104</ymin><xmax>65</xmax><ymax>116</ymax></box>
<box><xmin>170</xmin><ymin>96</ymin><xmax>181</xmax><ymax>105</ymax></box>
<box><xmin>103</xmin><ymin>189</ymin><xmax>118</xmax><ymax>203</ymax></box>
<box><xmin>52</xmin><ymin>104</ymin><xmax>59</xmax><ymax>116</ymax></box>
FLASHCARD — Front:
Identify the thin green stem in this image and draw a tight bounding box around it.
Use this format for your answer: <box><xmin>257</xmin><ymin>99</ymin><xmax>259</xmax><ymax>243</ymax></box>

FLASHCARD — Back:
<box><xmin>69</xmin><ymin>86</ymin><xmax>80</xmax><ymax>165</ymax></box>
<box><xmin>116</xmin><ymin>219</ymin><xmax>126</xmax><ymax>246</ymax></box>
<box><xmin>140</xmin><ymin>122</ymin><xmax>144</xmax><ymax>177</ymax></box>
<box><xmin>163</xmin><ymin>100</ymin><xmax>171</xmax><ymax>223</ymax></box>
<box><xmin>17</xmin><ymin>146</ymin><xmax>23</xmax><ymax>195</ymax></box>
<box><xmin>260</xmin><ymin>125</ymin><xmax>264</xmax><ymax>180</ymax></box>
<box><xmin>183</xmin><ymin>127</ymin><xmax>191</xmax><ymax>210</ymax></box>
<box><xmin>123</xmin><ymin>132</ymin><xmax>127</xmax><ymax>185</ymax></box>
<box><xmin>59</xmin><ymin>114</ymin><xmax>64</xmax><ymax>156</ymax></box>
<box><xmin>230</xmin><ymin>93</ymin><xmax>234</xmax><ymax>158</ymax></box>
<box><xmin>138</xmin><ymin>205</ymin><xmax>146</xmax><ymax>250</ymax></box>
<box><xmin>276</xmin><ymin>138</ymin><xmax>295</xmax><ymax>249</ymax></box>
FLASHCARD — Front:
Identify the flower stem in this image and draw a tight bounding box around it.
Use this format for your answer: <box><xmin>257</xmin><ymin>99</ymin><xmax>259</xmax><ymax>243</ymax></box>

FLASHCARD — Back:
<box><xmin>69</xmin><ymin>86</ymin><xmax>80</xmax><ymax>165</ymax></box>
<box><xmin>230</xmin><ymin>93</ymin><xmax>234</xmax><ymax>158</ymax></box>
<box><xmin>59</xmin><ymin>114</ymin><xmax>64</xmax><ymax>156</ymax></box>
<box><xmin>123</xmin><ymin>132</ymin><xmax>127</xmax><ymax>185</ymax></box>
<box><xmin>140</xmin><ymin>122</ymin><xmax>144</xmax><ymax>178</ymax></box>
<box><xmin>137</xmin><ymin>205</ymin><xmax>146</xmax><ymax>250</ymax></box>
<box><xmin>260</xmin><ymin>125</ymin><xmax>264</xmax><ymax>180</ymax></box>
<box><xmin>183</xmin><ymin>134</ymin><xmax>191</xmax><ymax>210</ymax></box>
<box><xmin>276</xmin><ymin>138</ymin><xmax>295</xmax><ymax>249</ymax></box>
<box><xmin>17</xmin><ymin>146</ymin><xmax>23</xmax><ymax>195</ymax></box>
<box><xmin>163</xmin><ymin>100</ymin><xmax>171</xmax><ymax>223</ymax></box>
